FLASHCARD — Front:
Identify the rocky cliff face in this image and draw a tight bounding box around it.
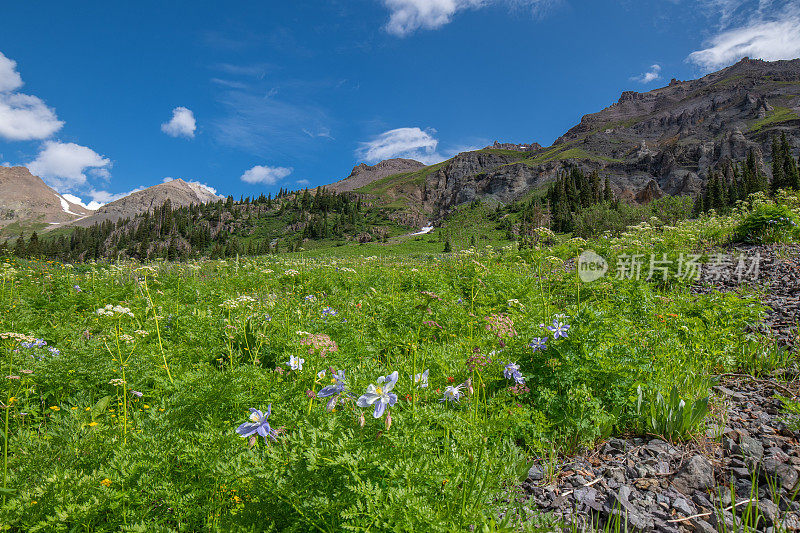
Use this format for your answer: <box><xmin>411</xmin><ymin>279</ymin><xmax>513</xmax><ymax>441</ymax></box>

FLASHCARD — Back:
<box><xmin>357</xmin><ymin>58</ymin><xmax>800</xmax><ymax>217</ymax></box>
<box><xmin>0</xmin><ymin>166</ymin><xmax>91</xmax><ymax>231</ymax></box>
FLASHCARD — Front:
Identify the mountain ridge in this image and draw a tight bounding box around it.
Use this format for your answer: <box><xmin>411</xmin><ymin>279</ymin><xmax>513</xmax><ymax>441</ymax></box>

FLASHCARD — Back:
<box><xmin>68</xmin><ymin>178</ymin><xmax>223</xmax><ymax>228</ymax></box>
<box><xmin>0</xmin><ymin>166</ymin><xmax>92</xmax><ymax>234</ymax></box>
<box><xmin>342</xmin><ymin>57</ymin><xmax>800</xmax><ymax>219</ymax></box>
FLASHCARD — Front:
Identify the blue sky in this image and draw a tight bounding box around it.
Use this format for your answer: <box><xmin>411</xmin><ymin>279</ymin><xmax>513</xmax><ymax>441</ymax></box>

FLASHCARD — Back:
<box><xmin>0</xmin><ymin>0</ymin><xmax>798</xmax><ymax>207</ymax></box>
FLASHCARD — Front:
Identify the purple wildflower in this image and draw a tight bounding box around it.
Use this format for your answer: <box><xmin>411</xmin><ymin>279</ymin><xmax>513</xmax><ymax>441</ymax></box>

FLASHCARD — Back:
<box><xmin>546</xmin><ymin>318</ymin><xmax>570</xmax><ymax>339</ymax></box>
<box><xmin>235</xmin><ymin>405</ymin><xmax>278</xmax><ymax>442</ymax></box>
<box><xmin>356</xmin><ymin>371</ymin><xmax>398</xmax><ymax>418</ymax></box>
<box><xmin>528</xmin><ymin>337</ymin><xmax>547</xmax><ymax>352</ymax></box>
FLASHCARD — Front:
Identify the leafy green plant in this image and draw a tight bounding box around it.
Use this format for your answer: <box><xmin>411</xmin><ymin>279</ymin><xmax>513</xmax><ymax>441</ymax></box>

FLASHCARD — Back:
<box><xmin>733</xmin><ymin>203</ymin><xmax>800</xmax><ymax>244</ymax></box>
<box><xmin>636</xmin><ymin>385</ymin><xmax>710</xmax><ymax>442</ymax></box>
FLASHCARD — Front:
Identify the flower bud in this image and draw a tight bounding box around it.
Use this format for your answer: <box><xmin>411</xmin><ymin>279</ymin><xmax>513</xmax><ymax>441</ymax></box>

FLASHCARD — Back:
<box><xmin>359</xmin><ymin>412</ymin><xmax>365</xmax><ymax>427</ymax></box>
<box><xmin>385</xmin><ymin>411</ymin><xmax>392</xmax><ymax>431</ymax></box>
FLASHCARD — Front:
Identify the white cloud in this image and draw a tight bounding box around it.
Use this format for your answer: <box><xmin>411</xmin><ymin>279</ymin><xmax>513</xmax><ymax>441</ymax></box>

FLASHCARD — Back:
<box><xmin>631</xmin><ymin>64</ymin><xmax>662</xmax><ymax>83</ymax></box>
<box><xmin>384</xmin><ymin>0</ymin><xmax>484</xmax><ymax>36</ymax></box>
<box><xmin>27</xmin><ymin>141</ymin><xmax>111</xmax><ymax>191</ymax></box>
<box><xmin>161</xmin><ymin>106</ymin><xmax>197</xmax><ymax>138</ymax></box>
<box><xmin>60</xmin><ymin>188</ymin><xmax>146</xmax><ymax>210</ymax></box>
<box><xmin>86</xmin><ymin>187</ymin><xmax>146</xmax><ymax>207</ymax></box>
<box><xmin>0</xmin><ymin>52</ymin><xmax>23</xmax><ymax>93</ymax></box>
<box><xmin>240</xmin><ymin>165</ymin><xmax>292</xmax><ymax>185</ymax></box>
<box><xmin>688</xmin><ymin>5</ymin><xmax>800</xmax><ymax>70</ymax></box>
<box><xmin>357</xmin><ymin>127</ymin><xmax>445</xmax><ymax>164</ymax></box>
<box><xmin>296</xmin><ymin>178</ymin><xmax>311</xmax><ymax>185</ymax></box>
<box><xmin>383</xmin><ymin>0</ymin><xmax>557</xmax><ymax>36</ymax></box>
<box><xmin>0</xmin><ymin>52</ymin><xmax>63</xmax><ymax>141</ymax></box>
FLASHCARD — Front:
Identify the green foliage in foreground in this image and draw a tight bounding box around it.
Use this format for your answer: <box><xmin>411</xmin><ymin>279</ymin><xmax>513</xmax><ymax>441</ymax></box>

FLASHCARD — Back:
<box><xmin>733</xmin><ymin>200</ymin><xmax>800</xmax><ymax>244</ymax></box>
<box><xmin>0</xmin><ymin>194</ymin><xmax>796</xmax><ymax>530</ymax></box>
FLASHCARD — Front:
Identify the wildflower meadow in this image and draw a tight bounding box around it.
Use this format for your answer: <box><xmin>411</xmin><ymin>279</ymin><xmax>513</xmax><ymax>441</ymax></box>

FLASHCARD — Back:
<box><xmin>0</xmin><ymin>192</ymin><xmax>798</xmax><ymax>531</ymax></box>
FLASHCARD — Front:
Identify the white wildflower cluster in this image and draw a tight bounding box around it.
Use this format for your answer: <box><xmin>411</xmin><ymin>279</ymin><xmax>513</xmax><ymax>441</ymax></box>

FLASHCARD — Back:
<box><xmin>0</xmin><ymin>332</ymin><xmax>37</xmax><ymax>344</ymax></box>
<box><xmin>109</xmin><ymin>378</ymin><xmax>126</xmax><ymax>386</ymax></box>
<box><xmin>119</xmin><ymin>334</ymin><xmax>134</xmax><ymax>343</ymax></box>
<box><xmin>0</xmin><ymin>264</ymin><xmax>18</xmax><ymax>279</ymax></box>
<box><xmin>219</xmin><ymin>295</ymin><xmax>258</xmax><ymax>311</ymax></box>
<box><xmin>284</xmin><ymin>269</ymin><xmax>299</xmax><ymax>276</ymax></box>
<box><xmin>340</xmin><ymin>267</ymin><xmax>356</xmax><ymax>273</ymax></box>
<box><xmin>134</xmin><ymin>330</ymin><xmax>149</xmax><ymax>336</ymax></box>
<box><xmin>96</xmin><ymin>304</ymin><xmax>134</xmax><ymax>318</ymax></box>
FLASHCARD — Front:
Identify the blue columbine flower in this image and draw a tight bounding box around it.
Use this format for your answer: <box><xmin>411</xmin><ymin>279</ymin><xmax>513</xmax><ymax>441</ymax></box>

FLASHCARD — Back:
<box><xmin>503</xmin><ymin>362</ymin><xmax>525</xmax><ymax>385</ymax></box>
<box><xmin>318</xmin><ymin>370</ymin><xmax>346</xmax><ymax>397</ymax></box>
<box><xmin>440</xmin><ymin>383</ymin><xmax>465</xmax><ymax>403</ymax></box>
<box><xmin>286</xmin><ymin>354</ymin><xmax>305</xmax><ymax>371</ymax></box>
<box><xmin>321</xmin><ymin>307</ymin><xmax>337</xmax><ymax>317</ymax></box>
<box><xmin>318</xmin><ymin>369</ymin><xmax>348</xmax><ymax>411</ymax></box>
<box><xmin>503</xmin><ymin>362</ymin><xmax>520</xmax><ymax>380</ymax></box>
<box><xmin>412</xmin><ymin>369</ymin><xmax>429</xmax><ymax>389</ymax></box>
<box><xmin>546</xmin><ymin>318</ymin><xmax>570</xmax><ymax>339</ymax></box>
<box><xmin>528</xmin><ymin>337</ymin><xmax>547</xmax><ymax>351</ymax></box>
<box><xmin>236</xmin><ymin>406</ymin><xmax>277</xmax><ymax>442</ymax></box>
<box><xmin>357</xmin><ymin>371</ymin><xmax>398</xmax><ymax>418</ymax></box>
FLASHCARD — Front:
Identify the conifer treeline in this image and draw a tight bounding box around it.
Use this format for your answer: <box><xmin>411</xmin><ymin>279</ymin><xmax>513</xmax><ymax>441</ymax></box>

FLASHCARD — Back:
<box><xmin>545</xmin><ymin>167</ymin><xmax>614</xmax><ymax>233</ymax></box>
<box><xmin>2</xmin><ymin>187</ymin><xmax>370</xmax><ymax>261</ymax></box>
<box><xmin>694</xmin><ymin>135</ymin><xmax>799</xmax><ymax>215</ymax></box>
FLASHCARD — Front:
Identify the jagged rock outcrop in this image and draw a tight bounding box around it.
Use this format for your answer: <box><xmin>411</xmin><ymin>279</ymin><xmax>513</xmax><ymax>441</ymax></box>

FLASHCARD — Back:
<box><xmin>488</xmin><ymin>141</ymin><xmax>543</xmax><ymax>152</ymax></box>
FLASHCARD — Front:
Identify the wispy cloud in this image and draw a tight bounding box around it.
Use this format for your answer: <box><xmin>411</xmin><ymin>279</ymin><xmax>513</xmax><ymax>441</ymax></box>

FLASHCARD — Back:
<box><xmin>383</xmin><ymin>0</ymin><xmax>560</xmax><ymax>36</ymax></box>
<box><xmin>357</xmin><ymin>127</ymin><xmax>444</xmax><ymax>164</ymax></box>
<box><xmin>210</xmin><ymin>78</ymin><xmax>250</xmax><ymax>89</ymax></box>
<box><xmin>688</xmin><ymin>2</ymin><xmax>800</xmax><ymax>70</ymax></box>
<box><xmin>213</xmin><ymin>88</ymin><xmax>331</xmax><ymax>156</ymax></box>
<box><xmin>631</xmin><ymin>64</ymin><xmax>662</xmax><ymax>83</ymax></box>
<box><xmin>302</xmin><ymin>127</ymin><xmax>334</xmax><ymax>140</ymax></box>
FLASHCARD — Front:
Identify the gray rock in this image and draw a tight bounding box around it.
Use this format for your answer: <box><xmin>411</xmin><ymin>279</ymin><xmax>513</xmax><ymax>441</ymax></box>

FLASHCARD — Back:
<box><xmin>673</xmin><ymin>496</ymin><xmax>695</xmax><ymax>516</ymax></box>
<box><xmin>527</xmin><ymin>465</ymin><xmax>543</xmax><ymax>481</ymax></box>
<box><xmin>605</xmin><ymin>488</ymin><xmax>654</xmax><ymax>531</ymax></box>
<box><xmin>758</xmin><ymin>498</ymin><xmax>779</xmax><ymax>526</ymax></box>
<box><xmin>690</xmin><ymin>518</ymin><xmax>717</xmax><ymax>533</ymax></box>
<box><xmin>736</xmin><ymin>435</ymin><xmax>764</xmax><ymax>460</ymax></box>
<box><xmin>673</xmin><ymin>455</ymin><xmax>714</xmax><ymax>495</ymax></box>
<box><xmin>762</xmin><ymin>457</ymin><xmax>799</xmax><ymax>492</ymax></box>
